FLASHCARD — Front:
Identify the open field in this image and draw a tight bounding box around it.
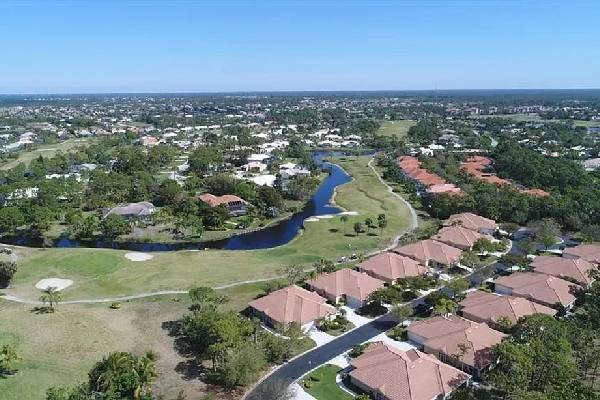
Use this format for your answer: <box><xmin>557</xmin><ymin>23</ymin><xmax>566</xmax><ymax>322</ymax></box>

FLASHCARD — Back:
<box><xmin>376</xmin><ymin>120</ymin><xmax>415</xmax><ymax>138</ymax></box>
<box><xmin>4</xmin><ymin>156</ymin><xmax>413</xmax><ymax>302</ymax></box>
<box><xmin>0</xmin><ymin>281</ymin><xmax>277</xmax><ymax>400</ymax></box>
<box><xmin>0</xmin><ymin>138</ymin><xmax>95</xmax><ymax>170</ymax></box>
<box><xmin>302</xmin><ymin>364</ymin><xmax>353</xmax><ymax>400</ymax></box>
<box><xmin>470</xmin><ymin>114</ymin><xmax>600</xmax><ymax>127</ymax></box>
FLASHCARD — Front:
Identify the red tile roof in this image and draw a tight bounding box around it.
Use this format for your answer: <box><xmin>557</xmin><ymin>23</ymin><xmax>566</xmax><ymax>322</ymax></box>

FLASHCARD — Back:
<box><xmin>198</xmin><ymin>193</ymin><xmax>248</xmax><ymax>207</ymax></box>
<box><xmin>350</xmin><ymin>342</ymin><xmax>470</xmax><ymax>400</ymax></box>
<box><xmin>531</xmin><ymin>255</ymin><xmax>596</xmax><ymax>287</ymax></box>
<box><xmin>408</xmin><ymin>315</ymin><xmax>507</xmax><ymax>370</ymax></box>
<box><xmin>443</xmin><ymin>213</ymin><xmax>497</xmax><ymax>232</ymax></box>
<box><xmin>460</xmin><ymin>290</ymin><xmax>556</xmax><ymax>326</ymax></box>
<box><xmin>307</xmin><ymin>269</ymin><xmax>385</xmax><ymax>302</ymax></box>
<box><xmin>358</xmin><ymin>252</ymin><xmax>428</xmax><ymax>282</ymax></box>
<box><xmin>394</xmin><ymin>239</ymin><xmax>463</xmax><ymax>266</ymax></box>
<box><xmin>248</xmin><ymin>285</ymin><xmax>336</xmax><ymax>325</ymax></box>
<box><xmin>432</xmin><ymin>225</ymin><xmax>485</xmax><ymax>250</ymax></box>
<box><xmin>494</xmin><ymin>272</ymin><xmax>580</xmax><ymax>308</ymax></box>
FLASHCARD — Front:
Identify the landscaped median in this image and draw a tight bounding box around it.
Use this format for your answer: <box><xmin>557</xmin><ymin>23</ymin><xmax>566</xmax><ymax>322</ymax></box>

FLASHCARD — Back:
<box><xmin>301</xmin><ymin>364</ymin><xmax>353</xmax><ymax>400</ymax></box>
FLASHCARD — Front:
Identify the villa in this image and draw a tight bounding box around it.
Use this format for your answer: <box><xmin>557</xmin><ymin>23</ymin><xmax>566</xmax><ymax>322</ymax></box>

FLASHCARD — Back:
<box><xmin>198</xmin><ymin>193</ymin><xmax>249</xmax><ymax>216</ymax></box>
<box><xmin>248</xmin><ymin>285</ymin><xmax>336</xmax><ymax>331</ymax></box>
<box><xmin>349</xmin><ymin>341</ymin><xmax>470</xmax><ymax>400</ymax></box>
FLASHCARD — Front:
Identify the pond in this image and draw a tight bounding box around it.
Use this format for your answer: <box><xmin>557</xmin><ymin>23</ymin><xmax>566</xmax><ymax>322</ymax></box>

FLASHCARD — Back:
<box><xmin>14</xmin><ymin>151</ymin><xmax>356</xmax><ymax>251</ymax></box>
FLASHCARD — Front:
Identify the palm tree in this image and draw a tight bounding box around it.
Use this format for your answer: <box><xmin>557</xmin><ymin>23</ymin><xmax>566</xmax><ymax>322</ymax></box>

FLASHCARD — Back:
<box><xmin>353</xmin><ymin>222</ymin><xmax>363</xmax><ymax>236</ymax></box>
<box><xmin>133</xmin><ymin>352</ymin><xmax>158</xmax><ymax>400</ymax></box>
<box><xmin>39</xmin><ymin>286</ymin><xmax>61</xmax><ymax>312</ymax></box>
<box><xmin>0</xmin><ymin>344</ymin><xmax>20</xmax><ymax>372</ymax></box>
<box><xmin>364</xmin><ymin>218</ymin><xmax>373</xmax><ymax>234</ymax></box>
<box><xmin>96</xmin><ymin>352</ymin><xmax>131</xmax><ymax>390</ymax></box>
<box><xmin>340</xmin><ymin>215</ymin><xmax>349</xmax><ymax>234</ymax></box>
<box><xmin>377</xmin><ymin>214</ymin><xmax>387</xmax><ymax>236</ymax></box>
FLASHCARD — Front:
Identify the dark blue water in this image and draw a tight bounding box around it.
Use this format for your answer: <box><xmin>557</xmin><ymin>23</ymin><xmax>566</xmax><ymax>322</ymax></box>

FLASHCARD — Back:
<box><xmin>39</xmin><ymin>151</ymin><xmax>352</xmax><ymax>251</ymax></box>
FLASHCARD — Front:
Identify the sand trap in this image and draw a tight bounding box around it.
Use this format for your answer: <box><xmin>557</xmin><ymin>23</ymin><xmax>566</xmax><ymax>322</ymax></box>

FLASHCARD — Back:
<box><xmin>305</xmin><ymin>217</ymin><xmax>320</xmax><ymax>222</ymax></box>
<box><xmin>125</xmin><ymin>252</ymin><xmax>154</xmax><ymax>262</ymax></box>
<box><xmin>35</xmin><ymin>278</ymin><xmax>73</xmax><ymax>291</ymax></box>
<box><xmin>339</xmin><ymin>211</ymin><xmax>359</xmax><ymax>216</ymax></box>
<box><xmin>316</xmin><ymin>214</ymin><xmax>334</xmax><ymax>219</ymax></box>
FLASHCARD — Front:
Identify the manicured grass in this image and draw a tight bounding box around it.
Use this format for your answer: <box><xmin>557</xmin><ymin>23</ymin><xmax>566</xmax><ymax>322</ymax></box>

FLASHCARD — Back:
<box><xmin>0</xmin><ymin>282</ymin><xmax>310</xmax><ymax>400</ymax></box>
<box><xmin>0</xmin><ymin>296</ymin><xmax>201</xmax><ymax>400</ymax></box>
<box><xmin>302</xmin><ymin>364</ymin><xmax>353</xmax><ymax>400</ymax></box>
<box><xmin>6</xmin><ymin>156</ymin><xmax>413</xmax><ymax>301</ymax></box>
<box><xmin>376</xmin><ymin>120</ymin><xmax>416</xmax><ymax>138</ymax></box>
<box><xmin>0</xmin><ymin>138</ymin><xmax>95</xmax><ymax>170</ymax></box>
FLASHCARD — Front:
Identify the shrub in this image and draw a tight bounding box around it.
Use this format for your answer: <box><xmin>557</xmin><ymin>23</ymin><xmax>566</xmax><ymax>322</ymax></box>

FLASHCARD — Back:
<box><xmin>0</xmin><ymin>261</ymin><xmax>17</xmax><ymax>288</ymax></box>
<box><xmin>109</xmin><ymin>302</ymin><xmax>122</xmax><ymax>310</ymax></box>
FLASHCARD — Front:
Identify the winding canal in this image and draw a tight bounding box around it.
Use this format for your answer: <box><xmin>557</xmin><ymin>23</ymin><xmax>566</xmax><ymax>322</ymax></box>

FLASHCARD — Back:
<box><xmin>15</xmin><ymin>151</ymin><xmax>353</xmax><ymax>251</ymax></box>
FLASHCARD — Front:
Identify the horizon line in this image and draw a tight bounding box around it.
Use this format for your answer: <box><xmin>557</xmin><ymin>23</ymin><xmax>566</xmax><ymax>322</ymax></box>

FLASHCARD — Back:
<box><xmin>2</xmin><ymin>88</ymin><xmax>600</xmax><ymax>97</ymax></box>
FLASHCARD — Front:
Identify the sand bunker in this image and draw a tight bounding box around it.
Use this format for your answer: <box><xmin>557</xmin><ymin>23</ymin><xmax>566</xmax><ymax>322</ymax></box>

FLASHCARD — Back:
<box><xmin>125</xmin><ymin>252</ymin><xmax>154</xmax><ymax>262</ymax></box>
<box><xmin>35</xmin><ymin>278</ymin><xmax>73</xmax><ymax>291</ymax></box>
<box><xmin>316</xmin><ymin>214</ymin><xmax>334</xmax><ymax>219</ymax></box>
<box><xmin>305</xmin><ymin>217</ymin><xmax>320</xmax><ymax>222</ymax></box>
<box><xmin>339</xmin><ymin>211</ymin><xmax>359</xmax><ymax>216</ymax></box>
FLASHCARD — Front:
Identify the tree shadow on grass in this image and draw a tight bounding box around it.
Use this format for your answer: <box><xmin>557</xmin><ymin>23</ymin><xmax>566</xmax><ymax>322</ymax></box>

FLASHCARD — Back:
<box><xmin>162</xmin><ymin>319</ymin><xmax>209</xmax><ymax>383</ymax></box>
<box><xmin>328</xmin><ymin>228</ymin><xmax>339</xmax><ymax>233</ymax></box>
<box><xmin>30</xmin><ymin>306</ymin><xmax>54</xmax><ymax>314</ymax></box>
<box><xmin>0</xmin><ymin>367</ymin><xmax>18</xmax><ymax>379</ymax></box>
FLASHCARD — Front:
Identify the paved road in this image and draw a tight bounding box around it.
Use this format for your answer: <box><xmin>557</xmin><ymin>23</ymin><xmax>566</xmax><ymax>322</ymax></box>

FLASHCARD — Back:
<box><xmin>246</xmin><ymin>312</ymin><xmax>398</xmax><ymax>400</ymax></box>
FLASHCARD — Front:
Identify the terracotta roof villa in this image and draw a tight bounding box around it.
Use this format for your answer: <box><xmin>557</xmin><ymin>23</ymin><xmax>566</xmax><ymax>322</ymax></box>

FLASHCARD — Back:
<box><xmin>357</xmin><ymin>252</ymin><xmax>428</xmax><ymax>284</ymax></box>
<box><xmin>407</xmin><ymin>315</ymin><xmax>507</xmax><ymax>377</ymax></box>
<box><xmin>432</xmin><ymin>225</ymin><xmax>485</xmax><ymax>250</ymax></box>
<box><xmin>349</xmin><ymin>341</ymin><xmax>470</xmax><ymax>400</ymax></box>
<box><xmin>394</xmin><ymin>239</ymin><xmax>463</xmax><ymax>268</ymax></box>
<box><xmin>460</xmin><ymin>156</ymin><xmax>550</xmax><ymax>197</ymax></box>
<box><xmin>397</xmin><ymin>156</ymin><xmax>462</xmax><ymax>195</ymax></box>
<box><xmin>531</xmin><ymin>255</ymin><xmax>596</xmax><ymax>287</ymax></box>
<box><xmin>494</xmin><ymin>272</ymin><xmax>580</xmax><ymax>309</ymax></box>
<box><xmin>563</xmin><ymin>244</ymin><xmax>600</xmax><ymax>264</ymax></box>
<box><xmin>442</xmin><ymin>212</ymin><xmax>497</xmax><ymax>234</ymax></box>
<box><xmin>459</xmin><ymin>290</ymin><xmax>556</xmax><ymax>329</ymax></box>
<box><xmin>307</xmin><ymin>269</ymin><xmax>385</xmax><ymax>309</ymax></box>
<box><xmin>460</xmin><ymin>156</ymin><xmax>510</xmax><ymax>186</ymax></box>
<box><xmin>248</xmin><ymin>285</ymin><xmax>336</xmax><ymax>329</ymax></box>
<box><xmin>198</xmin><ymin>193</ymin><xmax>249</xmax><ymax>216</ymax></box>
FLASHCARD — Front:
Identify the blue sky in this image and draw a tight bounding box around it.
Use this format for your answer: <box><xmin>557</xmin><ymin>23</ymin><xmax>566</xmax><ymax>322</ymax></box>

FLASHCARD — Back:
<box><xmin>1</xmin><ymin>0</ymin><xmax>599</xmax><ymax>93</ymax></box>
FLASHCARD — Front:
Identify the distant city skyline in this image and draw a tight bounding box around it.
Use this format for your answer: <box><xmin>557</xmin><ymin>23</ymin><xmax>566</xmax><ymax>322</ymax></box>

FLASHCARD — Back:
<box><xmin>1</xmin><ymin>0</ymin><xmax>600</xmax><ymax>94</ymax></box>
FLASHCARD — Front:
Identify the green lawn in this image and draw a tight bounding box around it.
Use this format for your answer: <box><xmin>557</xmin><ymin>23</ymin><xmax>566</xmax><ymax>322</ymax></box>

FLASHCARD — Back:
<box><xmin>0</xmin><ymin>281</ymin><xmax>296</xmax><ymax>400</ymax></box>
<box><xmin>6</xmin><ymin>156</ymin><xmax>413</xmax><ymax>301</ymax></box>
<box><xmin>376</xmin><ymin>120</ymin><xmax>416</xmax><ymax>138</ymax></box>
<box><xmin>302</xmin><ymin>364</ymin><xmax>353</xmax><ymax>400</ymax></box>
<box><xmin>0</xmin><ymin>138</ymin><xmax>95</xmax><ymax>170</ymax></box>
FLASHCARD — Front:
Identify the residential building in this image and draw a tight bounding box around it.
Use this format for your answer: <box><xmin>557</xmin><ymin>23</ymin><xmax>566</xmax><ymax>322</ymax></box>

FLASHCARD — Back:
<box><xmin>494</xmin><ymin>272</ymin><xmax>580</xmax><ymax>309</ymax></box>
<box><xmin>248</xmin><ymin>285</ymin><xmax>336</xmax><ymax>331</ymax></box>
<box><xmin>198</xmin><ymin>193</ymin><xmax>249</xmax><ymax>216</ymax></box>
<box><xmin>307</xmin><ymin>269</ymin><xmax>385</xmax><ymax>308</ymax></box>
<box><xmin>407</xmin><ymin>315</ymin><xmax>506</xmax><ymax>377</ymax></box>
<box><xmin>432</xmin><ymin>225</ymin><xmax>485</xmax><ymax>250</ymax></box>
<box><xmin>349</xmin><ymin>342</ymin><xmax>470</xmax><ymax>400</ymax></box>
<box><xmin>563</xmin><ymin>244</ymin><xmax>600</xmax><ymax>264</ymax></box>
<box><xmin>394</xmin><ymin>239</ymin><xmax>463</xmax><ymax>268</ymax></box>
<box><xmin>442</xmin><ymin>213</ymin><xmax>497</xmax><ymax>235</ymax></box>
<box><xmin>105</xmin><ymin>201</ymin><xmax>155</xmax><ymax>221</ymax></box>
<box><xmin>459</xmin><ymin>290</ymin><xmax>556</xmax><ymax>329</ymax></box>
<box><xmin>357</xmin><ymin>251</ymin><xmax>428</xmax><ymax>284</ymax></box>
<box><xmin>531</xmin><ymin>255</ymin><xmax>596</xmax><ymax>287</ymax></box>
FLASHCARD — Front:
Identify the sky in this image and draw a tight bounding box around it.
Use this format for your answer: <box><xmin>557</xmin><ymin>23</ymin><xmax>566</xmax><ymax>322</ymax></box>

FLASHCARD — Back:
<box><xmin>1</xmin><ymin>0</ymin><xmax>599</xmax><ymax>94</ymax></box>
